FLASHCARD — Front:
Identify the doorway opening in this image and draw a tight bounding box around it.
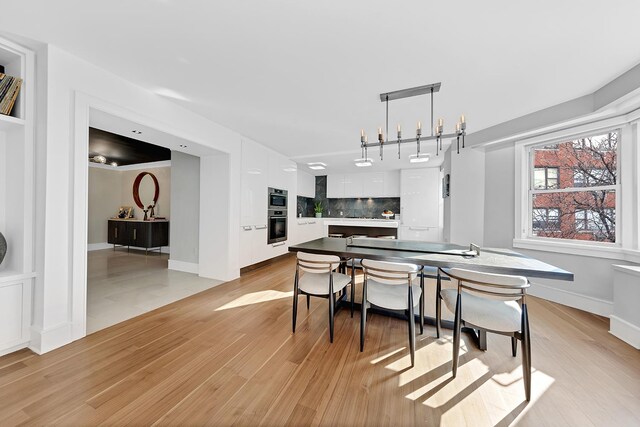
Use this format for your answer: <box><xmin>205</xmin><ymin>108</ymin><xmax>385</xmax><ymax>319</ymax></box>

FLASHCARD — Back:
<box><xmin>85</xmin><ymin>110</ymin><xmax>222</xmax><ymax>334</ymax></box>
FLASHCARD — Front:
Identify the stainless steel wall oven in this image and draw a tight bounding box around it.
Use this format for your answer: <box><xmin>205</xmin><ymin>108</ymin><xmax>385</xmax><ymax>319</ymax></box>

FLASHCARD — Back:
<box><xmin>267</xmin><ymin>188</ymin><xmax>288</xmax><ymax>244</ymax></box>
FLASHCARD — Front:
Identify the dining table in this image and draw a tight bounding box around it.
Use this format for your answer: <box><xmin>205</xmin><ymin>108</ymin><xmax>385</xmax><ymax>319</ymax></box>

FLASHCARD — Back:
<box><xmin>288</xmin><ymin>237</ymin><xmax>574</xmax><ymax>350</ymax></box>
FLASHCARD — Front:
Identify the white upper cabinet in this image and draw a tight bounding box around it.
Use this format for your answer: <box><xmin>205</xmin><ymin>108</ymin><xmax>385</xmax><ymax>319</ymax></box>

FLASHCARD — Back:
<box><xmin>343</xmin><ymin>173</ymin><xmax>364</xmax><ymax>198</ymax></box>
<box><xmin>268</xmin><ymin>151</ymin><xmax>289</xmax><ymax>190</ymax></box>
<box><xmin>362</xmin><ymin>172</ymin><xmax>384</xmax><ymax>197</ymax></box>
<box><xmin>383</xmin><ymin>170</ymin><xmax>400</xmax><ymax>197</ymax></box>
<box><xmin>400</xmin><ymin>168</ymin><xmax>440</xmax><ymax>227</ymax></box>
<box><xmin>327</xmin><ymin>174</ymin><xmax>345</xmax><ymax>198</ymax></box>
<box><xmin>297</xmin><ymin>170</ymin><xmax>315</xmax><ymax>198</ymax></box>
<box><xmin>326</xmin><ymin>171</ymin><xmax>400</xmax><ymax>198</ymax></box>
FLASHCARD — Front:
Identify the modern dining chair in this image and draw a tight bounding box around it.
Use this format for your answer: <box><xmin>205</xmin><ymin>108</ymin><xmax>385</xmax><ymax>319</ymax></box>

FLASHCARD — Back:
<box><xmin>360</xmin><ymin>259</ymin><xmax>424</xmax><ymax>367</ymax></box>
<box><xmin>439</xmin><ymin>268</ymin><xmax>532</xmax><ymax>401</ymax></box>
<box><xmin>292</xmin><ymin>252</ymin><xmax>354</xmax><ymax>342</ymax></box>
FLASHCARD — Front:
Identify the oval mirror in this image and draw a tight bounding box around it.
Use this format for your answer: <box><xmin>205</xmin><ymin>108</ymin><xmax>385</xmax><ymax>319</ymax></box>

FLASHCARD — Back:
<box><xmin>133</xmin><ymin>172</ymin><xmax>159</xmax><ymax>211</ymax></box>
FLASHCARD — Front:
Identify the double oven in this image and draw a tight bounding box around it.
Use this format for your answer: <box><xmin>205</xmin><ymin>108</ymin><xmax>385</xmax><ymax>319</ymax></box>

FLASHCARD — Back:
<box><xmin>268</xmin><ymin>187</ymin><xmax>288</xmax><ymax>244</ymax></box>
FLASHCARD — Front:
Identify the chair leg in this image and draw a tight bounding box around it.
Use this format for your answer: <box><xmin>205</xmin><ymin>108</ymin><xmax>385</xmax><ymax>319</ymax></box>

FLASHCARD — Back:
<box><xmin>511</xmin><ymin>336</ymin><xmax>518</xmax><ymax>357</ymax></box>
<box><xmin>452</xmin><ymin>293</ymin><xmax>462</xmax><ymax>378</ymax></box>
<box><xmin>350</xmin><ymin>261</ymin><xmax>355</xmax><ymax>318</ymax></box>
<box><xmin>436</xmin><ymin>271</ymin><xmax>442</xmax><ymax>339</ymax></box>
<box><xmin>419</xmin><ymin>273</ymin><xmax>425</xmax><ymax>335</ymax></box>
<box><xmin>408</xmin><ymin>288</ymin><xmax>416</xmax><ymax>367</ymax></box>
<box><xmin>360</xmin><ymin>278</ymin><xmax>367</xmax><ymax>352</ymax></box>
<box><xmin>292</xmin><ymin>271</ymin><xmax>299</xmax><ymax>333</ymax></box>
<box><xmin>329</xmin><ymin>291</ymin><xmax>335</xmax><ymax>343</ymax></box>
<box><xmin>306</xmin><ymin>294</ymin><xmax>310</xmax><ymax>310</ymax></box>
<box><xmin>522</xmin><ymin>304</ymin><xmax>532</xmax><ymax>401</ymax></box>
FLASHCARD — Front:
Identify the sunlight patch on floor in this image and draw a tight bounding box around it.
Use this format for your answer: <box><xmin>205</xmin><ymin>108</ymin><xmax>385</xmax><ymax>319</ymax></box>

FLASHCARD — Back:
<box><xmin>370</xmin><ymin>347</ymin><xmax>406</xmax><ymax>365</ymax></box>
<box><xmin>214</xmin><ymin>290</ymin><xmax>293</xmax><ymax>311</ymax></box>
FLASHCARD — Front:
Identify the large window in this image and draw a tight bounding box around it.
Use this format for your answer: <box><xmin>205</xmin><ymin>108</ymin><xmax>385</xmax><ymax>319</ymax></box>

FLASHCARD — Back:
<box><xmin>529</xmin><ymin>131</ymin><xmax>618</xmax><ymax>243</ymax></box>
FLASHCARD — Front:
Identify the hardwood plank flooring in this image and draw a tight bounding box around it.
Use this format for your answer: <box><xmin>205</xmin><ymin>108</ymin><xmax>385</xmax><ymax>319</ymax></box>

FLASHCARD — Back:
<box><xmin>0</xmin><ymin>253</ymin><xmax>639</xmax><ymax>426</ymax></box>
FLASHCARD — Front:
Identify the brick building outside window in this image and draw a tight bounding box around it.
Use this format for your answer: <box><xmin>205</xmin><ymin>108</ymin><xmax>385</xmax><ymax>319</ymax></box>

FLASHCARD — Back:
<box><xmin>530</xmin><ymin>132</ymin><xmax>617</xmax><ymax>242</ymax></box>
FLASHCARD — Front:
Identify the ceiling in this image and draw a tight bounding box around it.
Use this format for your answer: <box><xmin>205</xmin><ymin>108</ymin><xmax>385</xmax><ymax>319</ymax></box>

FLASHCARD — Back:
<box><xmin>2</xmin><ymin>1</ymin><xmax>640</xmax><ymax>171</ymax></box>
<box><xmin>89</xmin><ymin>127</ymin><xmax>171</xmax><ymax>166</ymax></box>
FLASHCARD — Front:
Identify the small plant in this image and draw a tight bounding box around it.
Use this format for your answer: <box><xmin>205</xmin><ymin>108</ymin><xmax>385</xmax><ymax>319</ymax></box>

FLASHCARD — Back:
<box><xmin>314</xmin><ymin>202</ymin><xmax>323</xmax><ymax>214</ymax></box>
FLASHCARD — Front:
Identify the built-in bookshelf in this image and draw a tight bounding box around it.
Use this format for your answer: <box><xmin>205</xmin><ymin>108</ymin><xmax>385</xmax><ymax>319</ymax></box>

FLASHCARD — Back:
<box><xmin>0</xmin><ymin>36</ymin><xmax>35</xmax><ymax>356</ymax></box>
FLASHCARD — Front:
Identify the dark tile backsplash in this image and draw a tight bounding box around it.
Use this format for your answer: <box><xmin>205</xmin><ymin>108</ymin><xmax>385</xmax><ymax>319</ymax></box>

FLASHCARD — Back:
<box><xmin>296</xmin><ymin>175</ymin><xmax>400</xmax><ymax>218</ymax></box>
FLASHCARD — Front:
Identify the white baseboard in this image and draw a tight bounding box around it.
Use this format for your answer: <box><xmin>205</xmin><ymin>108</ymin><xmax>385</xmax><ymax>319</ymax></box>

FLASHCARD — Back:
<box><xmin>29</xmin><ymin>322</ymin><xmax>73</xmax><ymax>355</ymax></box>
<box><xmin>610</xmin><ymin>315</ymin><xmax>640</xmax><ymax>349</ymax></box>
<box><xmin>0</xmin><ymin>341</ymin><xmax>30</xmax><ymax>357</ymax></box>
<box><xmin>88</xmin><ymin>242</ymin><xmax>170</xmax><ymax>254</ymax></box>
<box><xmin>168</xmin><ymin>259</ymin><xmax>199</xmax><ymax>274</ymax></box>
<box><xmin>529</xmin><ymin>282</ymin><xmax>613</xmax><ymax>317</ymax></box>
<box><xmin>87</xmin><ymin>242</ymin><xmax>111</xmax><ymax>251</ymax></box>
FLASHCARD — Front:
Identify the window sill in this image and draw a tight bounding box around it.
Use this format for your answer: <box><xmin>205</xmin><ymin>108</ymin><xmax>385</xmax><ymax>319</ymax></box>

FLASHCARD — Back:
<box><xmin>513</xmin><ymin>238</ymin><xmax>631</xmax><ymax>261</ymax></box>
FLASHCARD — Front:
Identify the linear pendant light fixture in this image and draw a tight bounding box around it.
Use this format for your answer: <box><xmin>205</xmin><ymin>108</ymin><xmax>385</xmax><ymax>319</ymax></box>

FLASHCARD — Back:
<box><xmin>359</xmin><ymin>82</ymin><xmax>467</xmax><ymax>162</ymax></box>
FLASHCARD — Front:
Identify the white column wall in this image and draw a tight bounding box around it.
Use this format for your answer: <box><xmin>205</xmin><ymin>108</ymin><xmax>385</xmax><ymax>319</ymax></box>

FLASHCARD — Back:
<box><xmin>32</xmin><ymin>45</ymin><xmax>244</xmax><ymax>353</ymax></box>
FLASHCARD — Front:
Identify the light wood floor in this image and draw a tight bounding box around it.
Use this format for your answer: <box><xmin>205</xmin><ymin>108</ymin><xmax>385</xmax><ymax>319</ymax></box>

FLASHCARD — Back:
<box><xmin>1</xmin><ymin>254</ymin><xmax>639</xmax><ymax>426</ymax></box>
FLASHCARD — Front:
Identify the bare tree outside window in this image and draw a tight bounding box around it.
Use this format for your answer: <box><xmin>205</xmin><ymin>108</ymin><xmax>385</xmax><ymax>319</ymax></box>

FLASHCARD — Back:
<box><xmin>530</xmin><ymin>132</ymin><xmax>617</xmax><ymax>242</ymax></box>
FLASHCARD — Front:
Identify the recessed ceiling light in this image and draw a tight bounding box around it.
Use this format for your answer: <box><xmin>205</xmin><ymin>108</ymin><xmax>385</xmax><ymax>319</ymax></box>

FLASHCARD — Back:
<box><xmin>409</xmin><ymin>154</ymin><xmax>430</xmax><ymax>163</ymax></box>
<box><xmin>354</xmin><ymin>158</ymin><xmax>373</xmax><ymax>167</ymax></box>
<box><xmin>110</xmin><ymin>161</ymin><xmax>118</xmax><ymax>167</ymax></box>
<box><xmin>283</xmin><ymin>167</ymin><xmax>297</xmax><ymax>172</ymax></box>
<box><xmin>307</xmin><ymin>162</ymin><xmax>327</xmax><ymax>170</ymax></box>
<box><xmin>132</xmin><ymin>130</ymin><xmax>142</xmax><ymax>135</ymax></box>
<box><xmin>247</xmin><ymin>168</ymin><xmax>262</xmax><ymax>175</ymax></box>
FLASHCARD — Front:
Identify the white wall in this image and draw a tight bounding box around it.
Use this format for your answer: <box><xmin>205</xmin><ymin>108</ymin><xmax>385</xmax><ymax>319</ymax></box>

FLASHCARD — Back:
<box><xmin>447</xmin><ymin>146</ymin><xmax>485</xmax><ymax>246</ymax></box>
<box><xmin>87</xmin><ymin>167</ymin><xmax>122</xmax><ymax>244</ymax></box>
<box><xmin>32</xmin><ymin>44</ymin><xmax>244</xmax><ymax>353</ymax></box>
<box><xmin>170</xmin><ymin>151</ymin><xmax>200</xmax><ymax>267</ymax></box>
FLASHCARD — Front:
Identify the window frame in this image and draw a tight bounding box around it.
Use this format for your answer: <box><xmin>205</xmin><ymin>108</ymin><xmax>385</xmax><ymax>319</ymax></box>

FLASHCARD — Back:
<box><xmin>512</xmin><ymin>116</ymin><xmax>634</xmax><ymax>260</ymax></box>
<box><xmin>527</xmin><ymin>129</ymin><xmax>619</xmax><ymax>244</ymax></box>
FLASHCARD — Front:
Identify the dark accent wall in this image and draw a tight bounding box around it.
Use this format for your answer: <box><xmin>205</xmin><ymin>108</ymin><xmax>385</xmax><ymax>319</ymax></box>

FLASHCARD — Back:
<box><xmin>297</xmin><ymin>175</ymin><xmax>400</xmax><ymax>218</ymax></box>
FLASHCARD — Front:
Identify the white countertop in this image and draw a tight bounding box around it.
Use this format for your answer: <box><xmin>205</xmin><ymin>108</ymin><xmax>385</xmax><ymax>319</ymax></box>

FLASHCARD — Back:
<box><xmin>296</xmin><ymin>217</ymin><xmax>399</xmax><ymax>228</ymax></box>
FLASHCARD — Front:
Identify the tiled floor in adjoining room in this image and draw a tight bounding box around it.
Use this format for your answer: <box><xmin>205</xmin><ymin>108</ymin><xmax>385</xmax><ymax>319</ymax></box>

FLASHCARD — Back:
<box><xmin>86</xmin><ymin>248</ymin><xmax>223</xmax><ymax>334</ymax></box>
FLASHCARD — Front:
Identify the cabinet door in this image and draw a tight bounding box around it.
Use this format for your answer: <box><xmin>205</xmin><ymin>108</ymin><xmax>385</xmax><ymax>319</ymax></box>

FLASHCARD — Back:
<box><xmin>128</xmin><ymin>222</ymin><xmax>147</xmax><ymax>247</ymax></box>
<box><xmin>108</xmin><ymin>221</ymin><xmax>128</xmax><ymax>245</ymax></box>
<box><xmin>383</xmin><ymin>171</ymin><xmax>400</xmax><ymax>197</ymax></box>
<box><xmin>400</xmin><ymin>168</ymin><xmax>440</xmax><ymax>227</ymax></box>
<box><xmin>363</xmin><ymin>172</ymin><xmax>384</xmax><ymax>197</ymax></box>
<box><xmin>150</xmin><ymin>222</ymin><xmax>169</xmax><ymax>247</ymax></box>
<box><xmin>326</xmin><ymin>174</ymin><xmax>344</xmax><ymax>198</ymax></box>
<box><xmin>307</xmin><ymin>220</ymin><xmax>325</xmax><ymax>240</ymax></box>
<box><xmin>297</xmin><ymin>170</ymin><xmax>315</xmax><ymax>198</ymax></box>
<box><xmin>268</xmin><ymin>151</ymin><xmax>287</xmax><ymax>190</ymax></box>
<box><xmin>241</xmin><ymin>139</ymin><xmax>269</xmax><ymax>226</ymax></box>
<box><xmin>239</xmin><ymin>226</ymin><xmax>255</xmax><ymax>267</ymax></box>
<box><xmin>344</xmin><ymin>173</ymin><xmax>364</xmax><ymax>198</ymax></box>
<box><xmin>398</xmin><ymin>225</ymin><xmax>440</xmax><ymax>241</ymax></box>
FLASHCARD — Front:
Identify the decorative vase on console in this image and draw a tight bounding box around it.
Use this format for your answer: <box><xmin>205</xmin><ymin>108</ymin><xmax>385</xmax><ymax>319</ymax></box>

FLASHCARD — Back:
<box><xmin>0</xmin><ymin>232</ymin><xmax>7</xmax><ymax>266</ymax></box>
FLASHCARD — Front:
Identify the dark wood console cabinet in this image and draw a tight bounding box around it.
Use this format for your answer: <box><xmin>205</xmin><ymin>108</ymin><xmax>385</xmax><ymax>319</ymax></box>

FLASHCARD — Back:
<box><xmin>107</xmin><ymin>220</ymin><xmax>169</xmax><ymax>254</ymax></box>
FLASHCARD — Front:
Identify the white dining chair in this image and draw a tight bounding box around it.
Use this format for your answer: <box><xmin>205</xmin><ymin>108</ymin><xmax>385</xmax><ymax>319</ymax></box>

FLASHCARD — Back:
<box><xmin>439</xmin><ymin>268</ymin><xmax>532</xmax><ymax>401</ymax></box>
<box><xmin>292</xmin><ymin>252</ymin><xmax>354</xmax><ymax>343</ymax></box>
<box><xmin>360</xmin><ymin>259</ymin><xmax>423</xmax><ymax>367</ymax></box>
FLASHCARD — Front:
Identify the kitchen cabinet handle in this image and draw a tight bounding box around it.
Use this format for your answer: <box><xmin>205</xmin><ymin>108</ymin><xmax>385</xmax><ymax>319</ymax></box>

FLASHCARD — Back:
<box><xmin>243</xmin><ymin>226</ymin><xmax>253</xmax><ymax>231</ymax></box>
<box><xmin>272</xmin><ymin>242</ymin><xmax>285</xmax><ymax>247</ymax></box>
<box><xmin>255</xmin><ymin>225</ymin><xmax>267</xmax><ymax>230</ymax></box>
<box><xmin>409</xmin><ymin>226</ymin><xmax>431</xmax><ymax>231</ymax></box>
<box><xmin>308</xmin><ymin>221</ymin><xmax>316</xmax><ymax>224</ymax></box>
<box><xmin>133</xmin><ymin>229</ymin><xmax>137</xmax><ymax>240</ymax></box>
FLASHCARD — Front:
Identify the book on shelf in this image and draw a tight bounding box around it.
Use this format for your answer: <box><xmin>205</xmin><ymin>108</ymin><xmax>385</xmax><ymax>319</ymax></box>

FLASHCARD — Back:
<box><xmin>0</xmin><ymin>72</ymin><xmax>23</xmax><ymax>116</ymax></box>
